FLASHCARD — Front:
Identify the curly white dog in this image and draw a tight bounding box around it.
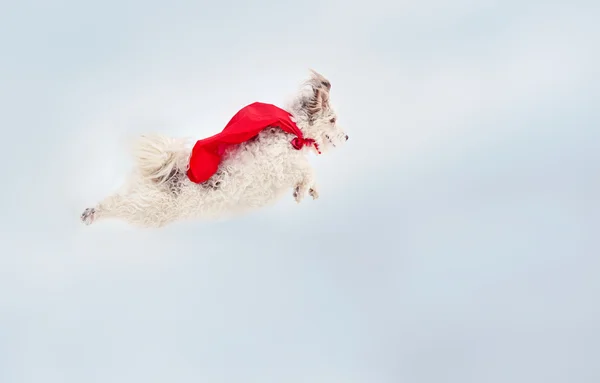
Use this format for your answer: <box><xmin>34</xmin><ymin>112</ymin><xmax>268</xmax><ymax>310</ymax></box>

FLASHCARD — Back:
<box><xmin>80</xmin><ymin>70</ymin><xmax>348</xmax><ymax>228</ymax></box>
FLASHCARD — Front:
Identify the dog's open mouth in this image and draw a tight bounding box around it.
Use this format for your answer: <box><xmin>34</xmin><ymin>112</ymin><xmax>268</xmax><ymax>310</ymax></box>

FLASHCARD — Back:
<box><xmin>325</xmin><ymin>135</ymin><xmax>336</xmax><ymax>147</ymax></box>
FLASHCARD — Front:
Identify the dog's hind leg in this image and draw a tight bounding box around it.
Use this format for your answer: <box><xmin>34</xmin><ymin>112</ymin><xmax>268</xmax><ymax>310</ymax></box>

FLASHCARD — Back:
<box><xmin>80</xmin><ymin>193</ymin><xmax>125</xmax><ymax>226</ymax></box>
<box><xmin>80</xmin><ymin>207</ymin><xmax>97</xmax><ymax>225</ymax></box>
<box><xmin>81</xmin><ymin>191</ymin><xmax>172</xmax><ymax>228</ymax></box>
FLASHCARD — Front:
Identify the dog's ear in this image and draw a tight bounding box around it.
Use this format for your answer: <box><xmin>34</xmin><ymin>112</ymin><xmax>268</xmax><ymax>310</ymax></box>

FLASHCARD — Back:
<box><xmin>304</xmin><ymin>87</ymin><xmax>328</xmax><ymax>118</ymax></box>
<box><xmin>303</xmin><ymin>69</ymin><xmax>331</xmax><ymax>120</ymax></box>
<box><xmin>308</xmin><ymin>69</ymin><xmax>331</xmax><ymax>92</ymax></box>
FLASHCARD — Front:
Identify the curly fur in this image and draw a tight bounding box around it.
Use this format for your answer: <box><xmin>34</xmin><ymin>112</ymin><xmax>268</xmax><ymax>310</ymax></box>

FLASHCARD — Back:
<box><xmin>80</xmin><ymin>70</ymin><xmax>348</xmax><ymax>228</ymax></box>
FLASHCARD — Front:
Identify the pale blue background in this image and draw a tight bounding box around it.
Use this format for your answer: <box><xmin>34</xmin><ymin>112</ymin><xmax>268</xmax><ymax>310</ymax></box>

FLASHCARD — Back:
<box><xmin>0</xmin><ymin>1</ymin><xmax>598</xmax><ymax>382</ymax></box>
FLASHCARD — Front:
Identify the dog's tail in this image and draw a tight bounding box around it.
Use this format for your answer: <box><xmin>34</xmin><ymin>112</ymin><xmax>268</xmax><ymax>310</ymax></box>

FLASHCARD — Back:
<box><xmin>132</xmin><ymin>133</ymin><xmax>189</xmax><ymax>184</ymax></box>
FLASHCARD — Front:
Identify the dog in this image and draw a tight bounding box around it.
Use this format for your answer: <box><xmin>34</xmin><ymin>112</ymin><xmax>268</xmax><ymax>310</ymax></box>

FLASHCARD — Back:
<box><xmin>80</xmin><ymin>70</ymin><xmax>348</xmax><ymax>228</ymax></box>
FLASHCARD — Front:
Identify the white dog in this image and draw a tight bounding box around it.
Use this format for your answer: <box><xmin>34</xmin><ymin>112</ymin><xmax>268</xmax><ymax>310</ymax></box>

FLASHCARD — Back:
<box><xmin>80</xmin><ymin>70</ymin><xmax>348</xmax><ymax>228</ymax></box>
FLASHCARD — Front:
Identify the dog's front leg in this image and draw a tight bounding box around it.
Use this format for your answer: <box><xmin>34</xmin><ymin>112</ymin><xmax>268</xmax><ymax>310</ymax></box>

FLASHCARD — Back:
<box><xmin>308</xmin><ymin>185</ymin><xmax>319</xmax><ymax>200</ymax></box>
<box><xmin>293</xmin><ymin>167</ymin><xmax>318</xmax><ymax>203</ymax></box>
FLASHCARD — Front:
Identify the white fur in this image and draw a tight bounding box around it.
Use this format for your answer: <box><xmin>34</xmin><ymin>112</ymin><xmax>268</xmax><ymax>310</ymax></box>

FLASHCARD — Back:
<box><xmin>81</xmin><ymin>70</ymin><xmax>348</xmax><ymax>228</ymax></box>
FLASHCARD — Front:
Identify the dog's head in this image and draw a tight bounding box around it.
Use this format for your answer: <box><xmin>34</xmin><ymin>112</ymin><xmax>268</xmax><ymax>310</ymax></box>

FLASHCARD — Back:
<box><xmin>289</xmin><ymin>70</ymin><xmax>348</xmax><ymax>153</ymax></box>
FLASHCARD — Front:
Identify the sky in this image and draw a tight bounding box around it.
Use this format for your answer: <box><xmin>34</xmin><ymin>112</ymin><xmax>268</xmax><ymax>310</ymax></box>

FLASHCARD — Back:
<box><xmin>0</xmin><ymin>0</ymin><xmax>598</xmax><ymax>382</ymax></box>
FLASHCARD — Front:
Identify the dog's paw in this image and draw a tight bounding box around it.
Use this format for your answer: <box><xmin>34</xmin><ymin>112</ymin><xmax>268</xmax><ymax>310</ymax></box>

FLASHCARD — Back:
<box><xmin>293</xmin><ymin>185</ymin><xmax>304</xmax><ymax>203</ymax></box>
<box><xmin>309</xmin><ymin>188</ymin><xmax>319</xmax><ymax>200</ymax></box>
<box><xmin>80</xmin><ymin>207</ymin><xmax>96</xmax><ymax>225</ymax></box>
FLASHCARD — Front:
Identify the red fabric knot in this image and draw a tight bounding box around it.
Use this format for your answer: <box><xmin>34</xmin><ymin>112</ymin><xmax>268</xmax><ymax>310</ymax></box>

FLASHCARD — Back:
<box><xmin>291</xmin><ymin>137</ymin><xmax>321</xmax><ymax>154</ymax></box>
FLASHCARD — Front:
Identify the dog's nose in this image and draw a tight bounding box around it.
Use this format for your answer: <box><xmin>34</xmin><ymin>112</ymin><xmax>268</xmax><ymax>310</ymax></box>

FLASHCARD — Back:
<box><xmin>345</xmin><ymin>135</ymin><xmax>349</xmax><ymax>141</ymax></box>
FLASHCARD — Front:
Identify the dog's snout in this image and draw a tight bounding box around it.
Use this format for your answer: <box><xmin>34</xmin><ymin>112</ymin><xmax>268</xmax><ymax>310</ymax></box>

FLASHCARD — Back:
<box><xmin>345</xmin><ymin>135</ymin><xmax>349</xmax><ymax>141</ymax></box>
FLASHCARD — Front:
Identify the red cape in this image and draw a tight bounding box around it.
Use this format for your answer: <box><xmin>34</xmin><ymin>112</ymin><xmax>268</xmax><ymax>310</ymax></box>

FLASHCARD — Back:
<box><xmin>187</xmin><ymin>102</ymin><xmax>312</xmax><ymax>184</ymax></box>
